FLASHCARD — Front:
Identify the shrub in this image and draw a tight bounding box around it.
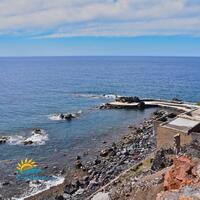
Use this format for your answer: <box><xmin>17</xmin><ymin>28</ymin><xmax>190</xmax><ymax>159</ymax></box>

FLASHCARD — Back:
<box><xmin>197</xmin><ymin>101</ymin><xmax>200</xmax><ymax>106</ymax></box>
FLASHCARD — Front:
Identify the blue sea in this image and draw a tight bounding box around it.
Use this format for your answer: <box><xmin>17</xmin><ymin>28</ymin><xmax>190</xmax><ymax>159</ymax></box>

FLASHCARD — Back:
<box><xmin>0</xmin><ymin>56</ymin><xmax>200</xmax><ymax>187</ymax></box>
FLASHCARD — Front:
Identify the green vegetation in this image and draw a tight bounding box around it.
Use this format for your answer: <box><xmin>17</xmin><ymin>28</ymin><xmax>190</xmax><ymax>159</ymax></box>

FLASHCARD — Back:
<box><xmin>197</xmin><ymin>101</ymin><xmax>200</xmax><ymax>106</ymax></box>
<box><xmin>129</xmin><ymin>156</ymin><xmax>153</xmax><ymax>176</ymax></box>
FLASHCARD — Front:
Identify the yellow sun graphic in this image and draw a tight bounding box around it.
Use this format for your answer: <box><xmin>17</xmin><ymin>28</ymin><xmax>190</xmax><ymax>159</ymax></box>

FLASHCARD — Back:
<box><xmin>17</xmin><ymin>158</ymin><xmax>37</xmax><ymax>172</ymax></box>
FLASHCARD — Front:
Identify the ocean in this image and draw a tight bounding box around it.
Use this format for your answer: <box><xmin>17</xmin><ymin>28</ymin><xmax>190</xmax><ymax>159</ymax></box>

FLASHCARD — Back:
<box><xmin>0</xmin><ymin>56</ymin><xmax>200</xmax><ymax>198</ymax></box>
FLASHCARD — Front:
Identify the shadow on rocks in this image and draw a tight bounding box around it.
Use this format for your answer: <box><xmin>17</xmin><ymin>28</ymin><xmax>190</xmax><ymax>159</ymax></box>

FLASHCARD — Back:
<box><xmin>151</xmin><ymin>149</ymin><xmax>174</xmax><ymax>171</ymax></box>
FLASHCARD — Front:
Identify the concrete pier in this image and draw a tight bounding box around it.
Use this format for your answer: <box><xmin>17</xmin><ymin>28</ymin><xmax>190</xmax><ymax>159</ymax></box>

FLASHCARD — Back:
<box><xmin>107</xmin><ymin>99</ymin><xmax>198</xmax><ymax>112</ymax></box>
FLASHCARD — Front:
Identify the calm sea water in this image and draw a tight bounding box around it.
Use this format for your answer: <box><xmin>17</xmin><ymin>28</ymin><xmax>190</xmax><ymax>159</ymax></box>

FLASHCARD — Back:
<box><xmin>0</xmin><ymin>56</ymin><xmax>200</xmax><ymax>181</ymax></box>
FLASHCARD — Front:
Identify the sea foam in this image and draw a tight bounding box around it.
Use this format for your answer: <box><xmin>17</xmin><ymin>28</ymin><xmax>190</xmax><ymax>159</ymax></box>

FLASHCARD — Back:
<box><xmin>24</xmin><ymin>129</ymin><xmax>48</xmax><ymax>145</ymax></box>
<box><xmin>12</xmin><ymin>176</ymin><xmax>65</xmax><ymax>200</ymax></box>
<box><xmin>7</xmin><ymin>135</ymin><xmax>25</xmax><ymax>145</ymax></box>
<box><xmin>48</xmin><ymin>110</ymin><xmax>82</xmax><ymax>121</ymax></box>
<box><xmin>6</xmin><ymin>129</ymin><xmax>48</xmax><ymax>146</ymax></box>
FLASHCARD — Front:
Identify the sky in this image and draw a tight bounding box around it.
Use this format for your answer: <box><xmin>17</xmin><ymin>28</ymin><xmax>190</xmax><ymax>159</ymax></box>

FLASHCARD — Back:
<box><xmin>0</xmin><ymin>0</ymin><xmax>200</xmax><ymax>56</ymax></box>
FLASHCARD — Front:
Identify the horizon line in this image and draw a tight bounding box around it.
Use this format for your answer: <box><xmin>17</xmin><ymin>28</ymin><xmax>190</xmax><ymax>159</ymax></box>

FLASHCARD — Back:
<box><xmin>0</xmin><ymin>55</ymin><xmax>200</xmax><ymax>58</ymax></box>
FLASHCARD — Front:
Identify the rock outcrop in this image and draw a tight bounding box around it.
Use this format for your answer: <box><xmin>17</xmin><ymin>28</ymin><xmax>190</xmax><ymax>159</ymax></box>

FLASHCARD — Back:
<box><xmin>151</xmin><ymin>149</ymin><xmax>173</xmax><ymax>171</ymax></box>
<box><xmin>32</xmin><ymin>128</ymin><xmax>43</xmax><ymax>134</ymax></box>
<box><xmin>99</xmin><ymin>103</ymin><xmax>113</xmax><ymax>109</ymax></box>
<box><xmin>137</xmin><ymin>101</ymin><xmax>145</xmax><ymax>109</ymax></box>
<box><xmin>115</xmin><ymin>96</ymin><xmax>141</xmax><ymax>103</ymax></box>
<box><xmin>163</xmin><ymin>156</ymin><xmax>195</xmax><ymax>190</ymax></box>
<box><xmin>0</xmin><ymin>136</ymin><xmax>9</xmax><ymax>144</ymax></box>
<box><xmin>56</xmin><ymin>111</ymin><xmax>169</xmax><ymax>200</ymax></box>
<box><xmin>157</xmin><ymin>156</ymin><xmax>200</xmax><ymax>200</ymax></box>
<box><xmin>50</xmin><ymin>111</ymin><xmax>81</xmax><ymax>121</ymax></box>
<box><xmin>23</xmin><ymin>140</ymin><xmax>34</xmax><ymax>145</ymax></box>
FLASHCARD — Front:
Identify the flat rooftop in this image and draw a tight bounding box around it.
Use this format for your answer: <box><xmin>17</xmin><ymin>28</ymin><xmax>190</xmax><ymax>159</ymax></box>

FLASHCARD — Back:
<box><xmin>163</xmin><ymin>117</ymin><xmax>200</xmax><ymax>133</ymax></box>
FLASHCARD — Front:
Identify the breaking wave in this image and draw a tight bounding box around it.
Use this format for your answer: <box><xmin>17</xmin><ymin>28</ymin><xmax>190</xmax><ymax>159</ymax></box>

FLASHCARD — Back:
<box><xmin>48</xmin><ymin>110</ymin><xmax>82</xmax><ymax>121</ymax></box>
<box><xmin>12</xmin><ymin>176</ymin><xmax>65</xmax><ymax>200</ymax></box>
<box><xmin>24</xmin><ymin>129</ymin><xmax>48</xmax><ymax>145</ymax></box>
<box><xmin>5</xmin><ymin>129</ymin><xmax>48</xmax><ymax>146</ymax></box>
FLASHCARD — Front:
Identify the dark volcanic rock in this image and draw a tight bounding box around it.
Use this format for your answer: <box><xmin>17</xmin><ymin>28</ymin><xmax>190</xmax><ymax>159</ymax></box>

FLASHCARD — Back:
<box><xmin>94</xmin><ymin>157</ymin><xmax>101</xmax><ymax>165</ymax></box>
<box><xmin>190</xmin><ymin>140</ymin><xmax>200</xmax><ymax>151</ymax></box>
<box><xmin>132</xmin><ymin>96</ymin><xmax>141</xmax><ymax>102</ymax></box>
<box><xmin>23</xmin><ymin>140</ymin><xmax>33</xmax><ymax>145</ymax></box>
<box><xmin>32</xmin><ymin>128</ymin><xmax>42</xmax><ymax>134</ymax></box>
<box><xmin>0</xmin><ymin>139</ymin><xmax>6</xmax><ymax>144</ymax></box>
<box><xmin>63</xmin><ymin>111</ymin><xmax>170</xmax><ymax>200</ymax></box>
<box><xmin>0</xmin><ymin>136</ymin><xmax>8</xmax><ymax>144</ymax></box>
<box><xmin>115</xmin><ymin>96</ymin><xmax>140</xmax><ymax>103</ymax></box>
<box><xmin>99</xmin><ymin>103</ymin><xmax>112</xmax><ymax>109</ymax></box>
<box><xmin>167</xmin><ymin>112</ymin><xmax>177</xmax><ymax>118</ymax></box>
<box><xmin>87</xmin><ymin>179</ymin><xmax>99</xmax><ymax>190</ymax></box>
<box><xmin>64</xmin><ymin>114</ymin><xmax>74</xmax><ymax>120</ymax></box>
<box><xmin>64</xmin><ymin>183</ymin><xmax>78</xmax><ymax>195</ymax></box>
<box><xmin>55</xmin><ymin>195</ymin><xmax>65</xmax><ymax>200</ymax></box>
<box><xmin>153</xmin><ymin>110</ymin><xmax>168</xmax><ymax>118</ymax></box>
<box><xmin>159</xmin><ymin>116</ymin><xmax>168</xmax><ymax>122</ymax></box>
<box><xmin>54</xmin><ymin>112</ymin><xmax>80</xmax><ymax>120</ymax></box>
<box><xmin>75</xmin><ymin>160</ymin><xmax>82</xmax><ymax>169</ymax></box>
<box><xmin>76</xmin><ymin>155</ymin><xmax>81</xmax><ymax>160</ymax></box>
<box><xmin>59</xmin><ymin>113</ymin><xmax>64</xmax><ymax>119</ymax></box>
<box><xmin>137</xmin><ymin>101</ymin><xmax>145</xmax><ymax>109</ymax></box>
<box><xmin>2</xmin><ymin>181</ymin><xmax>10</xmax><ymax>186</ymax></box>
<box><xmin>172</xmin><ymin>98</ymin><xmax>182</xmax><ymax>102</ymax></box>
<box><xmin>151</xmin><ymin>149</ymin><xmax>173</xmax><ymax>171</ymax></box>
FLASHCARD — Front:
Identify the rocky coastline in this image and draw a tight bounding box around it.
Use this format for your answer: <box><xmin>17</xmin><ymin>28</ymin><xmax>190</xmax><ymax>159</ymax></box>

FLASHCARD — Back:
<box><xmin>1</xmin><ymin>96</ymin><xmax>199</xmax><ymax>200</ymax></box>
<box><xmin>49</xmin><ymin>109</ymin><xmax>179</xmax><ymax>200</ymax></box>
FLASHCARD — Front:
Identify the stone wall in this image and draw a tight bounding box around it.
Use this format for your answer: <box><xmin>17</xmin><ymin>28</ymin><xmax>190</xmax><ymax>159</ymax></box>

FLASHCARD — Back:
<box><xmin>154</xmin><ymin>121</ymin><xmax>192</xmax><ymax>149</ymax></box>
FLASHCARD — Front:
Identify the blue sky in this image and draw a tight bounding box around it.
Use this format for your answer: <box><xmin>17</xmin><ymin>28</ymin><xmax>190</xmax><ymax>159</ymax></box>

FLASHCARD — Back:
<box><xmin>0</xmin><ymin>0</ymin><xmax>200</xmax><ymax>56</ymax></box>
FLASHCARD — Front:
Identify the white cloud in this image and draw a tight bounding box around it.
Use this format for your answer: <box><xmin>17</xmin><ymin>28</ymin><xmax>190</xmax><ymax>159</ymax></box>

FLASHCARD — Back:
<box><xmin>0</xmin><ymin>0</ymin><xmax>199</xmax><ymax>37</ymax></box>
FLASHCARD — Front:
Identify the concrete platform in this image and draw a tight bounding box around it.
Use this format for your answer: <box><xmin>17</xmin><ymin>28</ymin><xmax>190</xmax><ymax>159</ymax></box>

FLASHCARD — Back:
<box><xmin>107</xmin><ymin>100</ymin><xmax>198</xmax><ymax>112</ymax></box>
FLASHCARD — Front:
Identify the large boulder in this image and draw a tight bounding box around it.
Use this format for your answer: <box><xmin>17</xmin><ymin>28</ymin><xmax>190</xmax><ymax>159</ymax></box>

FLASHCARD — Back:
<box><xmin>64</xmin><ymin>183</ymin><xmax>78</xmax><ymax>195</ymax></box>
<box><xmin>115</xmin><ymin>96</ymin><xmax>140</xmax><ymax>103</ymax></box>
<box><xmin>132</xmin><ymin>96</ymin><xmax>141</xmax><ymax>102</ymax></box>
<box><xmin>59</xmin><ymin>113</ymin><xmax>65</xmax><ymax>119</ymax></box>
<box><xmin>167</xmin><ymin>113</ymin><xmax>177</xmax><ymax>118</ymax></box>
<box><xmin>99</xmin><ymin>103</ymin><xmax>112</xmax><ymax>109</ymax></box>
<box><xmin>172</xmin><ymin>98</ymin><xmax>182</xmax><ymax>102</ymax></box>
<box><xmin>63</xmin><ymin>114</ymin><xmax>73</xmax><ymax>120</ymax></box>
<box><xmin>53</xmin><ymin>112</ymin><xmax>80</xmax><ymax>120</ymax></box>
<box><xmin>137</xmin><ymin>101</ymin><xmax>145</xmax><ymax>109</ymax></box>
<box><xmin>32</xmin><ymin>128</ymin><xmax>42</xmax><ymax>134</ymax></box>
<box><xmin>75</xmin><ymin>160</ymin><xmax>82</xmax><ymax>169</ymax></box>
<box><xmin>0</xmin><ymin>136</ymin><xmax>8</xmax><ymax>144</ymax></box>
<box><xmin>163</xmin><ymin>156</ymin><xmax>194</xmax><ymax>190</ymax></box>
<box><xmin>23</xmin><ymin>140</ymin><xmax>33</xmax><ymax>145</ymax></box>
<box><xmin>153</xmin><ymin>110</ymin><xmax>168</xmax><ymax>118</ymax></box>
<box><xmin>56</xmin><ymin>113</ymin><xmax>77</xmax><ymax>120</ymax></box>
